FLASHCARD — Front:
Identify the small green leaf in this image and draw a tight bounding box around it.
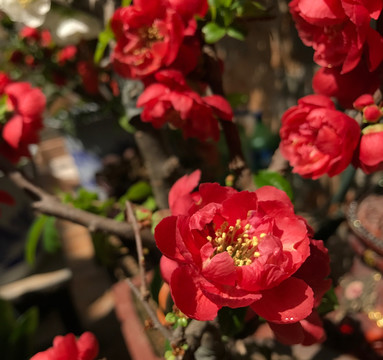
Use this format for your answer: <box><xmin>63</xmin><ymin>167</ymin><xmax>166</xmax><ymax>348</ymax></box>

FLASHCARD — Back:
<box><xmin>202</xmin><ymin>22</ymin><xmax>226</xmax><ymax>43</ymax></box>
<box><xmin>122</xmin><ymin>0</ymin><xmax>132</xmax><ymax>6</ymax></box>
<box><xmin>254</xmin><ymin>170</ymin><xmax>293</xmax><ymax>201</ymax></box>
<box><xmin>318</xmin><ymin>287</ymin><xmax>338</xmax><ymax>315</ymax></box>
<box><xmin>227</xmin><ymin>24</ymin><xmax>247</xmax><ymax>41</ymax></box>
<box><xmin>94</xmin><ymin>24</ymin><xmax>115</xmax><ymax>64</ymax></box>
<box><xmin>119</xmin><ymin>114</ymin><xmax>136</xmax><ymax>133</ymax></box>
<box><xmin>42</xmin><ymin>216</ymin><xmax>61</xmax><ymax>253</ymax></box>
<box><xmin>114</xmin><ymin>211</ymin><xmax>125</xmax><ymax>222</ymax></box>
<box><xmin>25</xmin><ymin>215</ymin><xmax>47</xmax><ymax>265</ymax></box>
<box><xmin>226</xmin><ymin>92</ymin><xmax>249</xmax><ymax>108</ymax></box>
<box><xmin>142</xmin><ymin>196</ymin><xmax>157</xmax><ymax>211</ymax></box>
<box><xmin>122</xmin><ymin>181</ymin><xmax>152</xmax><ymax>202</ymax></box>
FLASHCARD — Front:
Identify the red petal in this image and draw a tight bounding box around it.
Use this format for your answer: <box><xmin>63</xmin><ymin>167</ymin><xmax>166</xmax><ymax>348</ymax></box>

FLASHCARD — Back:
<box><xmin>160</xmin><ymin>256</ymin><xmax>179</xmax><ymax>284</ymax></box>
<box><xmin>251</xmin><ymin>277</ymin><xmax>314</xmax><ymax>324</ymax></box>
<box><xmin>77</xmin><ymin>332</ymin><xmax>99</xmax><ymax>360</ymax></box>
<box><xmin>203</xmin><ymin>95</ymin><xmax>233</xmax><ymax>121</ymax></box>
<box><xmin>2</xmin><ymin>115</ymin><xmax>23</xmax><ymax>148</ymax></box>
<box><xmin>155</xmin><ymin>216</ymin><xmax>185</xmax><ymax>261</ymax></box>
<box><xmin>202</xmin><ymin>251</ymin><xmax>237</xmax><ymax>286</ymax></box>
<box><xmin>170</xmin><ymin>266</ymin><xmax>220</xmax><ymax>320</ymax></box>
<box><xmin>168</xmin><ymin>170</ymin><xmax>201</xmax><ymax>215</ymax></box>
<box><xmin>136</xmin><ymin>84</ymin><xmax>168</xmax><ymax>107</ymax></box>
<box><xmin>52</xmin><ymin>334</ymin><xmax>78</xmax><ymax>360</ymax></box>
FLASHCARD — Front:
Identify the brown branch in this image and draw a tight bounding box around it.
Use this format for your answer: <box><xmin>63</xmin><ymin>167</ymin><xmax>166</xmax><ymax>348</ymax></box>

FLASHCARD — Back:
<box><xmin>125</xmin><ymin>201</ymin><xmax>149</xmax><ymax>299</ymax></box>
<box><xmin>125</xmin><ymin>278</ymin><xmax>174</xmax><ymax>341</ymax></box>
<box><xmin>0</xmin><ymin>155</ymin><xmax>156</xmax><ymax>247</ymax></box>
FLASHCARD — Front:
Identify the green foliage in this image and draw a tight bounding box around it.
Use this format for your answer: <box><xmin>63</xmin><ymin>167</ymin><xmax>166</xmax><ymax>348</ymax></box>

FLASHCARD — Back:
<box><xmin>122</xmin><ymin>0</ymin><xmax>132</xmax><ymax>6</ymax></box>
<box><xmin>63</xmin><ymin>188</ymin><xmax>114</xmax><ymax>215</ymax></box>
<box><xmin>94</xmin><ymin>23</ymin><xmax>114</xmax><ymax>64</ymax></box>
<box><xmin>253</xmin><ymin>170</ymin><xmax>294</xmax><ymax>201</ymax></box>
<box><xmin>204</xmin><ymin>0</ymin><xmax>269</xmax><ymax>43</ymax></box>
<box><xmin>318</xmin><ymin>287</ymin><xmax>339</xmax><ymax>315</ymax></box>
<box><xmin>119</xmin><ymin>181</ymin><xmax>152</xmax><ymax>204</ymax></box>
<box><xmin>25</xmin><ymin>215</ymin><xmax>61</xmax><ymax>265</ymax></box>
<box><xmin>0</xmin><ymin>300</ymin><xmax>39</xmax><ymax>360</ymax></box>
<box><xmin>119</xmin><ymin>114</ymin><xmax>136</xmax><ymax>134</ymax></box>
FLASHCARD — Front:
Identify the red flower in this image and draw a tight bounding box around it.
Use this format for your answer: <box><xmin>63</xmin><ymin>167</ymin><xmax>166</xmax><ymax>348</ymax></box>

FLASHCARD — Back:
<box><xmin>155</xmin><ymin>171</ymin><xmax>331</xmax><ymax>345</ymax></box>
<box><xmin>289</xmin><ymin>0</ymin><xmax>383</xmax><ymax>74</ymax></box>
<box><xmin>77</xmin><ymin>61</ymin><xmax>99</xmax><ymax>95</ymax></box>
<box><xmin>312</xmin><ymin>62</ymin><xmax>382</xmax><ymax>109</ymax></box>
<box><xmin>111</xmin><ymin>0</ymin><xmax>185</xmax><ymax>79</ymax></box>
<box><xmin>279</xmin><ymin>95</ymin><xmax>360</xmax><ymax>179</ymax></box>
<box><xmin>0</xmin><ymin>79</ymin><xmax>46</xmax><ymax>163</ymax></box>
<box><xmin>30</xmin><ymin>332</ymin><xmax>99</xmax><ymax>360</ymax></box>
<box><xmin>353</xmin><ymin>124</ymin><xmax>383</xmax><ymax>174</ymax></box>
<box><xmin>57</xmin><ymin>45</ymin><xmax>78</xmax><ymax>65</ymax></box>
<box><xmin>19</xmin><ymin>26</ymin><xmax>40</xmax><ymax>42</ymax></box>
<box><xmin>137</xmin><ymin>70</ymin><xmax>233</xmax><ymax>141</ymax></box>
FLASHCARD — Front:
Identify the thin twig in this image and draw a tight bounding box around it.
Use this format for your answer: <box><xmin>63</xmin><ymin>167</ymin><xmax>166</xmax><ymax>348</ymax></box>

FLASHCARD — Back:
<box><xmin>0</xmin><ymin>155</ymin><xmax>156</xmax><ymax>246</ymax></box>
<box><xmin>125</xmin><ymin>201</ymin><xmax>149</xmax><ymax>299</ymax></box>
<box><xmin>125</xmin><ymin>277</ymin><xmax>173</xmax><ymax>341</ymax></box>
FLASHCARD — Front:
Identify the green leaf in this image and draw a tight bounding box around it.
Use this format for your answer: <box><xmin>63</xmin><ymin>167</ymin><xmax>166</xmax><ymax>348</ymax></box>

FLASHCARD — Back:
<box><xmin>119</xmin><ymin>114</ymin><xmax>136</xmax><ymax>133</ymax></box>
<box><xmin>122</xmin><ymin>181</ymin><xmax>152</xmax><ymax>203</ymax></box>
<box><xmin>226</xmin><ymin>92</ymin><xmax>249</xmax><ymax>108</ymax></box>
<box><xmin>25</xmin><ymin>215</ymin><xmax>47</xmax><ymax>265</ymax></box>
<box><xmin>202</xmin><ymin>22</ymin><xmax>226</xmax><ymax>43</ymax></box>
<box><xmin>226</xmin><ymin>24</ymin><xmax>247</xmax><ymax>41</ymax></box>
<box><xmin>254</xmin><ymin>170</ymin><xmax>293</xmax><ymax>201</ymax></box>
<box><xmin>42</xmin><ymin>216</ymin><xmax>61</xmax><ymax>253</ymax></box>
<box><xmin>122</xmin><ymin>0</ymin><xmax>132</xmax><ymax>6</ymax></box>
<box><xmin>318</xmin><ymin>287</ymin><xmax>338</xmax><ymax>315</ymax></box>
<box><xmin>142</xmin><ymin>196</ymin><xmax>157</xmax><ymax>211</ymax></box>
<box><xmin>0</xmin><ymin>299</ymin><xmax>16</xmax><ymax>352</ymax></box>
<box><xmin>94</xmin><ymin>24</ymin><xmax>115</xmax><ymax>64</ymax></box>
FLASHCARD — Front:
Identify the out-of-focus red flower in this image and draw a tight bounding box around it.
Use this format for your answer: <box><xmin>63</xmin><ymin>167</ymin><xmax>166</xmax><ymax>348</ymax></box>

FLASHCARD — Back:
<box><xmin>19</xmin><ymin>26</ymin><xmax>40</xmax><ymax>42</ymax></box>
<box><xmin>0</xmin><ymin>72</ymin><xmax>11</xmax><ymax>93</ymax></box>
<box><xmin>57</xmin><ymin>45</ymin><xmax>78</xmax><ymax>65</ymax></box>
<box><xmin>40</xmin><ymin>29</ymin><xmax>52</xmax><ymax>48</ymax></box>
<box><xmin>363</xmin><ymin>105</ymin><xmax>382</xmax><ymax>123</ymax></box>
<box><xmin>155</xmin><ymin>171</ymin><xmax>331</xmax><ymax>345</ymax></box>
<box><xmin>279</xmin><ymin>95</ymin><xmax>360</xmax><ymax>179</ymax></box>
<box><xmin>353</xmin><ymin>124</ymin><xmax>383</xmax><ymax>174</ymax></box>
<box><xmin>312</xmin><ymin>62</ymin><xmax>382</xmax><ymax>109</ymax></box>
<box><xmin>77</xmin><ymin>61</ymin><xmax>99</xmax><ymax>95</ymax></box>
<box><xmin>111</xmin><ymin>0</ymin><xmax>185</xmax><ymax>79</ymax></box>
<box><xmin>353</xmin><ymin>94</ymin><xmax>375</xmax><ymax>110</ymax></box>
<box><xmin>0</xmin><ymin>79</ymin><xmax>46</xmax><ymax>163</ymax></box>
<box><xmin>30</xmin><ymin>332</ymin><xmax>99</xmax><ymax>360</ymax></box>
<box><xmin>137</xmin><ymin>70</ymin><xmax>233</xmax><ymax>141</ymax></box>
<box><xmin>289</xmin><ymin>0</ymin><xmax>383</xmax><ymax>74</ymax></box>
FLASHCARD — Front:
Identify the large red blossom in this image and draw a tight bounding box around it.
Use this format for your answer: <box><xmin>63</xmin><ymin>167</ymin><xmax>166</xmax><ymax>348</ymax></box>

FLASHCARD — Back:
<box><xmin>110</xmin><ymin>0</ymin><xmax>206</xmax><ymax>79</ymax></box>
<box><xmin>0</xmin><ymin>75</ymin><xmax>46</xmax><ymax>163</ymax></box>
<box><xmin>137</xmin><ymin>70</ymin><xmax>233</xmax><ymax>141</ymax></box>
<box><xmin>30</xmin><ymin>332</ymin><xmax>99</xmax><ymax>360</ymax></box>
<box><xmin>279</xmin><ymin>95</ymin><xmax>360</xmax><ymax>179</ymax></box>
<box><xmin>312</xmin><ymin>61</ymin><xmax>382</xmax><ymax>109</ymax></box>
<box><xmin>155</xmin><ymin>171</ymin><xmax>331</xmax><ymax>345</ymax></box>
<box><xmin>353</xmin><ymin>124</ymin><xmax>383</xmax><ymax>174</ymax></box>
<box><xmin>289</xmin><ymin>0</ymin><xmax>383</xmax><ymax>74</ymax></box>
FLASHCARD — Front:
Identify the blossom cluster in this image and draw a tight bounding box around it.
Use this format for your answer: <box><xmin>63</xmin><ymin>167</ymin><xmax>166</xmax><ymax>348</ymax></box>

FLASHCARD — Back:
<box><xmin>30</xmin><ymin>332</ymin><xmax>99</xmax><ymax>360</ymax></box>
<box><xmin>290</xmin><ymin>0</ymin><xmax>383</xmax><ymax>108</ymax></box>
<box><xmin>0</xmin><ymin>72</ymin><xmax>46</xmax><ymax>163</ymax></box>
<box><xmin>110</xmin><ymin>0</ymin><xmax>233</xmax><ymax>141</ymax></box>
<box><xmin>155</xmin><ymin>170</ymin><xmax>331</xmax><ymax>345</ymax></box>
<box><xmin>279</xmin><ymin>94</ymin><xmax>383</xmax><ymax>178</ymax></box>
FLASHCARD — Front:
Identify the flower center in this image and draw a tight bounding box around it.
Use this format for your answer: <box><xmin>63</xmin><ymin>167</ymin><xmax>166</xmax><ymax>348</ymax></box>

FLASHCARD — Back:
<box><xmin>207</xmin><ymin>219</ymin><xmax>264</xmax><ymax>266</ymax></box>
